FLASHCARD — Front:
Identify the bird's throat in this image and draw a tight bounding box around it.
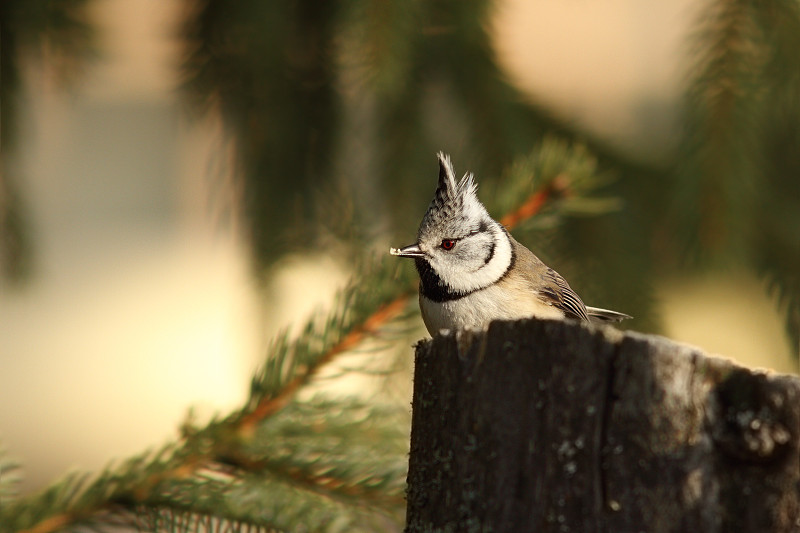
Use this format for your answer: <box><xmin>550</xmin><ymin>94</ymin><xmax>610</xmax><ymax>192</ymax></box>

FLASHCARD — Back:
<box><xmin>415</xmin><ymin>258</ymin><xmax>466</xmax><ymax>303</ymax></box>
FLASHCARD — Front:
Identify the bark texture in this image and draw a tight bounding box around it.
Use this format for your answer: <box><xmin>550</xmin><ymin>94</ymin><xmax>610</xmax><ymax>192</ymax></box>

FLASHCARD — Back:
<box><xmin>405</xmin><ymin>318</ymin><xmax>800</xmax><ymax>533</ymax></box>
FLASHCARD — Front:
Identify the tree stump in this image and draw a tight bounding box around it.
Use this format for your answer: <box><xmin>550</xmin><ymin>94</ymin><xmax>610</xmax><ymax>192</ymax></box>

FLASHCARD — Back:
<box><xmin>405</xmin><ymin>318</ymin><xmax>800</xmax><ymax>532</ymax></box>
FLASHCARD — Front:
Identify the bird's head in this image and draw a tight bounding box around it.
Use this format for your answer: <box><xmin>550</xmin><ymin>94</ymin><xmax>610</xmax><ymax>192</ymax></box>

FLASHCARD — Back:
<box><xmin>390</xmin><ymin>153</ymin><xmax>513</xmax><ymax>301</ymax></box>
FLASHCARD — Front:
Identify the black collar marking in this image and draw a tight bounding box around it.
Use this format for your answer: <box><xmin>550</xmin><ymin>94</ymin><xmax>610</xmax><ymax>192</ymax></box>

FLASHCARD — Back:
<box><xmin>416</xmin><ymin>241</ymin><xmax>516</xmax><ymax>303</ymax></box>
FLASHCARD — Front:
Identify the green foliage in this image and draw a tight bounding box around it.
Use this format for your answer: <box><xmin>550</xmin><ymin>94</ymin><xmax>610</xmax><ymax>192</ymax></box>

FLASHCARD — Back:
<box><xmin>0</xmin><ymin>446</ymin><xmax>22</xmax><ymax>506</ymax></box>
<box><xmin>182</xmin><ymin>0</ymin><xmax>340</xmax><ymax>268</ymax></box>
<box><xmin>0</xmin><ymin>397</ymin><xmax>409</xmax><ymax>533</ymax></box>
<box><xmin>490</xmin><ymin>138</ymin><xmax>621</xmax><ymax>230</ymax></box>
<box><xmin>138</xmin><ymin>399</ymin><xmax>408</xmax><ymax>533</ymax></box>
<box><xmin>245</xmin><ymin>255</ymin><xmax>416</xmax><ymax>408</ymax></box>
<box><xmin>180</xmin><ymin>0</ymin><xmax>619</xmax><ymax>268</ymax></box>
<box><xmin>672</xmin><ymin>0</ymin><xmax>800</xmax><ymax>350</ymax></box>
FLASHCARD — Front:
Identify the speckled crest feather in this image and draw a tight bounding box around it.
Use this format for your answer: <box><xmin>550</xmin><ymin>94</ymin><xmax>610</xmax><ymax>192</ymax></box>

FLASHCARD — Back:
<box><xmin>418</xmin><ymin>153</ymin><xmax>486</xmax><ymax>240</ymax></box>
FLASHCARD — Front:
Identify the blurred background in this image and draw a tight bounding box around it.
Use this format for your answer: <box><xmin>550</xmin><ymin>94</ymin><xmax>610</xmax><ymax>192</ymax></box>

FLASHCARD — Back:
<box><xmin>2</xmin><ymin>0</ymin><xmax>799</xmax><ymax>499</ymax></box>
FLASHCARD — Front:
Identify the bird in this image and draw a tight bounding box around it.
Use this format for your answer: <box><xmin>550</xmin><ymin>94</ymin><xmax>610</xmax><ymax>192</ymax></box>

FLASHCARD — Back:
<box><xmin>390</xmin><ymin>152</ymin><xmax>631</xmax><ymax>336</ymax></box>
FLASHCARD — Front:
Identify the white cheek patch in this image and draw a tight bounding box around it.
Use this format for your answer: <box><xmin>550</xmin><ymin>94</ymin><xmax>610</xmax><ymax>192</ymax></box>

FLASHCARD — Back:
<box><xmin>437</xmin><ymin>225</ymin><xmax>512</xmax><ymax>294</ymax></box>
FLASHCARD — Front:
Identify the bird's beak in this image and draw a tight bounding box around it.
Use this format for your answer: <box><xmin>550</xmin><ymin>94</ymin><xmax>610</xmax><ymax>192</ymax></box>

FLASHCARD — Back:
<box><xmin>389</xmin><ymin>243</ymin><xmax>425</xmax><ymax>258</ymax></box>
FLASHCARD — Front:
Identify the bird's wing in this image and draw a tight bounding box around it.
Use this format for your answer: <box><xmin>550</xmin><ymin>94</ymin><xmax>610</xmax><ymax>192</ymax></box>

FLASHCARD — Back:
<box><xmin>538</xmin><ymin>267</ymin><xmax>591</xmax><ymax>322</ymax></box>
<box><xmin>507</xmin><ymin>235</ymin><xmax>592</xmax><ymax>322</ymax></box>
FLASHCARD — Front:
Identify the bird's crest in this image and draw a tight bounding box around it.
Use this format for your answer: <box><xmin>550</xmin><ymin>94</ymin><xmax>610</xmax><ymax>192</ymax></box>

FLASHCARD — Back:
<box><xmin>420</xmin><ymin>153</ymin><xmax>486</xmax><ymax>236</ymax></box>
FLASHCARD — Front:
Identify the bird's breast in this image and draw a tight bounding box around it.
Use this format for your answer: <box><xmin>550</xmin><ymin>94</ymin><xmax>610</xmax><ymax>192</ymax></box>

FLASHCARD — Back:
<box><xmin>419</xmin><ymin>283</ymin><xmax>564</xmax><ymax>335</ymax></box>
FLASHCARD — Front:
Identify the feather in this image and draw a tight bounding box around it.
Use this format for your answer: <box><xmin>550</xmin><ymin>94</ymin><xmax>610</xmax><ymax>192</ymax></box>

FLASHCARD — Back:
<box><xmin>586</xmin><ymin>306</ymin><xmax>632</xmax><ymax>323</ymax></box>
<box><xmin>538</xmin><ymin>267</ymin><xmax>591</xmax><ymax>322</ymax></box>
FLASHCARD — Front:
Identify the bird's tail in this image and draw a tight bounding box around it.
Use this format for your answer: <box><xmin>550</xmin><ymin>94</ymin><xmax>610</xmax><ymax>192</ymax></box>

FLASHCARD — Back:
<box><xmin>586</xmin><ymin>306</ymin><xmax>632</xmax><ymax>323</ymax></box>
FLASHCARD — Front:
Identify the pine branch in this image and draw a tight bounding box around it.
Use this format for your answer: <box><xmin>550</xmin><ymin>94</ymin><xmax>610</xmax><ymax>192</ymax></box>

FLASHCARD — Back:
<box><xmin>2</xmin><ymin>140</ymin><xmax>616</xmax><ymax>533</ymax></box>
<box><xmin>229</xmin><ymin>139</ymin><xmax>607</xmax><ymax>436</ymax></box>
<box><xmin>498</xmin><ymin>174</ymin><xmax>568</xmax><ymax>230</ymax></box>
<box><xmin>494</xmin><ymin>137</ymin><xmax>619</xmax><ymax>231</ymax></box>
<box><xmin>672</xmin><ymin>0</ymin><xmax>800</xmax><ymax>353</ymax></box>
<box><xmin>0</xmin><ymin>446</ymin><xmax>22</xmax><ymax>506</ymax></box>
<box><xmin>238</xmin><ymin>295</ymin><xmax>411</xmax><ymax>434</ymax></box>
<box><xmin>672</xmin><ymin>0</ymin><xmax>794</xmax><ymax>261</ymax></box>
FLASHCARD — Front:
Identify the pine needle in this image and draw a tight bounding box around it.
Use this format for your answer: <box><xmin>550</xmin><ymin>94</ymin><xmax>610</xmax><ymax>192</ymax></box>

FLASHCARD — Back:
<box><xmin>2</xmin><ymin>139</ymin><xmax>615</xmax><ymax>533</ymax></box>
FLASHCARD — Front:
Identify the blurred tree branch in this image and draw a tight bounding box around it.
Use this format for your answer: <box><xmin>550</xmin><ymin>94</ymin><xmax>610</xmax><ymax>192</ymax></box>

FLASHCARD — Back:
<box><xmin>0</xmin><ymin>140</ymin><xmax>611</xmax><ymax>532</ymax></box>
<box><xmin>672</xmin><ymin>0</ymin><xmax>800</xmax><ymax>352</ymax></box>
<box><xmin>0</xmin><ymin>0</ymin><xmax>94</xmax><ymax>281</ymax></box>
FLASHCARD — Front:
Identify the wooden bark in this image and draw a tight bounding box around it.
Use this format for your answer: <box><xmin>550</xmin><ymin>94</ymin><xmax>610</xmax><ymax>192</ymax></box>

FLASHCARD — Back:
<box><xmin>405</xmin><ymin>318</ymin><xmax>800</xmax><ymax>532</ymax></box>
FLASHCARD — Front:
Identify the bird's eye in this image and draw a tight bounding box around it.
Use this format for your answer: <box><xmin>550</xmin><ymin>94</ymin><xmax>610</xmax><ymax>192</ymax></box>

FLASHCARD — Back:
<box><xmin>441</xmin><ymin>239</ymin><xmax>456</xmax><ymax>250</ymax></box>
